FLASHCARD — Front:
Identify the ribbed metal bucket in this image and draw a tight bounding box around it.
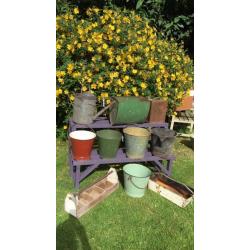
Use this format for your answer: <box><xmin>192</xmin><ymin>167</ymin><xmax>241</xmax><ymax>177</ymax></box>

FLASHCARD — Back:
<box><xmin>123</xmin><ymin>127</ymin><xmax>151</xmax><ymax>159</ymax></box>
<box><xmin>123</xmin><ymin>164</ymin><xmax>151</xmax><ymax>198</ymax></box>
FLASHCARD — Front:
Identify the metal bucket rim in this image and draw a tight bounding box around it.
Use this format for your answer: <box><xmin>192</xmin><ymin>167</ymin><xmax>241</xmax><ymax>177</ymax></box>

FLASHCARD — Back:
<box><xmin>69</xmin><ymin>130</ymin><xmax>96</xmax><ymax>140</ymax></box>
<box><xmin>96</xmin><ymin>129</ymin><xmax>122</xmax><ymax>140</ymax></box>
<box><xmin>123</xmin><ymin>127</ymin><xmax>150</xmax><ymax>137</ymax></box>
<box><xmin>123</xmin><ymin>164</ymin><xmax>152</xmax><ymax>178</ymax></box>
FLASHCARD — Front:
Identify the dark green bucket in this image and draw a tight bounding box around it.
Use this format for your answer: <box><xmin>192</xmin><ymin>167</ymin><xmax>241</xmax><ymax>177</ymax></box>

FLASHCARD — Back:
<box><xmin>97</xmin><ymin>129</ymin><xmax>122</xmax><ymax>159</ymax></box>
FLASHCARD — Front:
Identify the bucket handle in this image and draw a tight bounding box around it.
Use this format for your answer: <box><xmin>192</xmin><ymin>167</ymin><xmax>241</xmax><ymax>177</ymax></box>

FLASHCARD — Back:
<box><xmin>128</xmin><ymin>176</ymin><xmax>148</xmax><ymax>190</ymax></box>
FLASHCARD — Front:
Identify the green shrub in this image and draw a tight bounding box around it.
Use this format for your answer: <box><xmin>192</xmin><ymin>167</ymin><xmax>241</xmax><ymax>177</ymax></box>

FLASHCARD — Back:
<box><xmin>56</xmin><ymin>6</ymin><xmax>193</xmax><ymax>128</ymax></box>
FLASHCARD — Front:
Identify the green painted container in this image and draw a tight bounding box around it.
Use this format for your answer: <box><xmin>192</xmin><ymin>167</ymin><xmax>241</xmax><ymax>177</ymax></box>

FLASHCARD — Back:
<box><xmin>123</xmin><ymin>164</ymin><xmax>151</xmax><ymax>198</ymax></box>
<box><xmin>109</xmin><ymin>97</ymin><xmax>150</xmax><ymax>125</ymax></box>
<box><xmin>97</xmin><ymin>129</ymin><xmax>122</xmax><ymax>159</ymax></box>
<box><xmin>123</xmin><ymin>127</ymin><xmax>151</xmax><ymax>159</ymax></box>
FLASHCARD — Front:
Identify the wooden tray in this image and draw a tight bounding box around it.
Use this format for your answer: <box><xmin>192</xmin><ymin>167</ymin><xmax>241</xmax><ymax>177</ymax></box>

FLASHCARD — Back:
<box><xmin>148</xmin><ymin>173</ymin><xmax>194</xmax><ymax>208</ymax></box>
<box><xmin>65</xmin><ymin>168</ymin><xmax>119</xmax><ymax>218</ymax></box>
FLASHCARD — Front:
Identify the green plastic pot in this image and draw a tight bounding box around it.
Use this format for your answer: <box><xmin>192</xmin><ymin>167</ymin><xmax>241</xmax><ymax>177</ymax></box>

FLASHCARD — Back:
<box><xmin>123</xmin><ymin>127</ymin><xmax>151</xmax><ymax>159</ymax></box>
<box><xmin>97</xmin><ymin>129</ymin><xmax>122</xmax><ymax>159</ymax></box>
<box><xmin>109</xmin><ymin>96</ymin><xmax>150</xmax><ymax>125</ymax></box>
<box><xmin>123</xmin><ymin>163</ymin><xmax>151</xmax><ymax>198</ymax></box>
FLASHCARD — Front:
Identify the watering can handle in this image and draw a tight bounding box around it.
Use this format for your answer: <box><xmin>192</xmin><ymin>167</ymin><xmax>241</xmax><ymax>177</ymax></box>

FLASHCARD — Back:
<box><xmin>128</xmin><ymin>176</ymin><xmax>148</xmax><ymax>189</ymax></box>
<box><xmin>93</xmin><ymin>101</ymin><xmax>115</xmax><ymax>120</ymax></box>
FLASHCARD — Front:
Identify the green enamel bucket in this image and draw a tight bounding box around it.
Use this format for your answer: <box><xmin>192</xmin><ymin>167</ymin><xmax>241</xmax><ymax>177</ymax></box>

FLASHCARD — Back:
<box><xmin>96</xmin><ymin>129</ymin><xmax>122</xmax><ymax>158</ymax></box>
<box><xmin>123</xmin><ymin>164</ymin><xmax>151</xmax><ymax>198</ymax></box>
<box><xmin>123</xmin><ymin>127</ymin><xmax>151</xmax><ymax>159</ymax></box>
<box><xmin>109</xmin><ymin>96</ymin><xmax>150</xmax><ymax>125</ymax></box>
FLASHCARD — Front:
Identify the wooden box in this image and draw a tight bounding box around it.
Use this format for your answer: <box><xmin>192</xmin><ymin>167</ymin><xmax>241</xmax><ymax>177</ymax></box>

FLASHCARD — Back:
<box><xmin>148</xmin><ymin>173</ymin><xmax>194</xmax><ymax>208</ymax></box>
<box><xmin>65</xmin><ymin>168</ymin><xmax>119</xmax><ymax>218</ymax></box>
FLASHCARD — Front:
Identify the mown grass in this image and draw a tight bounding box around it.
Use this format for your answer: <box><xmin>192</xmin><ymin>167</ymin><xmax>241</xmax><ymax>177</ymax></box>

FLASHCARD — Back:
<box><xmin>56</xmin><ymin>138</ymin><xmax>194</xmax><ymax>250</ymax></box>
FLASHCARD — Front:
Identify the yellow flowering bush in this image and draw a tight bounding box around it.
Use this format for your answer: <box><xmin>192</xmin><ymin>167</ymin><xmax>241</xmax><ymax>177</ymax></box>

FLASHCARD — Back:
<box><xmin>56</xmin><ymin>6</ymin><xmax>193</xmax><ymax>126</ymax></box>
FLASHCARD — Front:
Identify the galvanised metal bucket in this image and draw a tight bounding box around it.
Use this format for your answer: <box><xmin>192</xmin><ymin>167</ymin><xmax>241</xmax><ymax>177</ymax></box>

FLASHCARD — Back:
<box><xmin>72</xmin><ymin>92</ymin><xmax>97</xmax><ymax>124</ymax></box>
<box><xmin>151</xmin><ymin>128</ymin><xmax>176</xmax><ymax>157</ymax></box>
<box><xmin>69</xmin><ymin>130</ymin><xmax>96</xmax><ymax>160</ymax></box>
<box><xmin>96</xmin><ymin>129</ymin><xmax>122</xmax><ymax>159</ymax></box>
<box><xmin>123</xmin><ymin>127</ymin><xmax>151</xmax><ymax>159</ymax></box>
<box><xmin>109</xmin><ymin>97</ymin><xmax>150</xmax><ymax>125</ymax></box>
<box><xmin>123</xmin><ymin>163</ymin><xmax>151</xmax><ymax>198</ymax></box>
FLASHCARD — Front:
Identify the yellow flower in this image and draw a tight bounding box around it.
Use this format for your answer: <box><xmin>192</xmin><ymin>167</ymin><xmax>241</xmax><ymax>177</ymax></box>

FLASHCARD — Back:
<box><xmin>82</xmin><ymin>86</ymin><xmax>88</xmax><ymax>92</ymax></box>
<box><xmin>56</xmin><ymin>44</ymin><xmax>61</xmax><ymax>50</ymax></box>
<box><xmin>67</xmin><ymin>44</ymin><xmax>73</xmax><ymax>51</ymax></box>
<box><xmin>123</xmin><ymin>75</ymin><xmax>129</xmax><ymax>82</ymax></box>
<box><xmin>106</xmin><ymin>99</ymin><xmax>111</xmax><ymax>104</ymax></box>
<box><xmin>58</xmin><ymin>88</ymin><xmax>63</xmax><ymax>94</ymax></box>
<box><xmin>72</xmin><ymin>72</ymin><xmax>81</xmax><ymax>78</ymax></box>
<box><xmin>132</xmin><ymin>69</ymin><xmax>137</xmax><ymax>74</ymax></box>
<box><xmin>108</xmin><ymin>58</ymin><xmax>113</xmax><ymax>64</ymax></box>
<box><xmin>58</xmin><ymin>78</ymin><xmax>64</xmax><ymax>84</ymax></box>
<box><xmin>116</xmin><ymin>28</ymin><xmax>121</xmax><ymax>33</ymax></box>
<box><xmin>98</xmin><ymin>82</ymin><xmax>104</xmax><ymax>88</ymax></box>
<box><xmin>102</xmin><ymin>43</ymin><xmax>108</xmax><ymax>49</ymax></box>
<box><xmin>67</xmin><ymin>63</ymin><xmax>74</xmax><ymax>73</ymax></box>
<box><xmin>124</xmin><ymin>89</ymin><xmax>130</xmax><ymax>96</ymax></box>
<box><xmin>101</xmin><ymin>92</ymin><xmax>109</xmax><ymax>98</ymax></box>
<box><xmin>156</xmin><ymin>77</ymin><xmax>161</xmax><ymax>83</ymax></box>
<box><xmin>117</xmin><ymin>79</ymin><xmax>124</xmax><ymax>87</ymax></box>
<box><xmin>91</xmin><ymin>83</ymin><xmax>97</xmax><ymax>89</ymax></box>
<box><xmin>87</xmin><ymin>46</ymin><xmax>94</xmax><ymax>52</ymax></box>
<box><xmin>132</xmin><ymin>87</ymin><xmax>137</xmax><ymax>93</ymax></box>
<box><xmin>64</xmin><ymin>90</ymin><xmax>69</xmax><ymax>95</ymax></box>
<box><xmin>97</xmin><ymin>47</ymin><xmax>102</xmax><ymax>53</ymax></box>
<box><xmin>109</xmin><ymin>24</ymin><xmax>115</xmax><ymax>31</ymax></box>
<box><xmin>141</xmin><ymin>82</ymin><xmax>147</xmax><ymax>89</ymax></box>
<box><xmin>116</xmin><ymin>55</ymin><xmax>121</xmax><ymax>62</ymax></box>
<box><xmin>145</xmin><ymin>47</ymin><xmax>150</xmax><ymax>53</ymax></box>
<box><xmin>171</xmin><ymin>74</ymin><xmax>176</xmax><ymax>81</ymax></box>
<box><xmin>159</xmin><ymin>64</ymin><xmax>165</xmax><ymax>70</ymax></box>
<box><xmin>63</xmin><ymin>125</ymin><xmax>68</xmax><ymax>130</ymax></box>
<box><xmin>70</xmin><ymin>95</ymin><xmax>75</xmax><ymax>101</ymax></box>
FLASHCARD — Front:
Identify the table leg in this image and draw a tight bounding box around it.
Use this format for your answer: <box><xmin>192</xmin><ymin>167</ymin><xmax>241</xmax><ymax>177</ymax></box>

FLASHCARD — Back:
<box><xmin>166</xmin><ymin>159</ymin><xmax>174</xmax><ymax>176</ymax></box>
<box><xmin>75</xmin><ymin>165</ymin><xmax>81</xmax><ymax>189</ymax></box>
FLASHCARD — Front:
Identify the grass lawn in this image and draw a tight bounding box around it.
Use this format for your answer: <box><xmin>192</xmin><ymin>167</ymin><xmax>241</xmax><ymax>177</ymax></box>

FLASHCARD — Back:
<box><xmin>56</xmin><ymin>138</ymin><xmax>194</xmax><ymax>250</ymax></box>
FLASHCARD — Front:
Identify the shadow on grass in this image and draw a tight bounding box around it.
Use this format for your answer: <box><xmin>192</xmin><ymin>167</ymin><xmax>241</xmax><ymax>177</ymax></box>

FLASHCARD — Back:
<box><xmin>56</xmin><ymin>215</ymin><xmax>91</xmax><ymax>250</ymax></box>
<box><xmin>117</xmin><ymin>169</ymin><xmax>125</xmax><ymax>188</ymax></box>
<box><xmin>180</xmin><ymin>138</ymin><xmax>194</xmax><ymax>150</ymax></box>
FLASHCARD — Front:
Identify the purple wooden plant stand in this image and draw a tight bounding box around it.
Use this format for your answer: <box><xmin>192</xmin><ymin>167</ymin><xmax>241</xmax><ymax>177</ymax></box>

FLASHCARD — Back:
<box><xmin>68</xmin><ymin>117</ymin><xmax>176</xmax><ymax>188</ymax></box>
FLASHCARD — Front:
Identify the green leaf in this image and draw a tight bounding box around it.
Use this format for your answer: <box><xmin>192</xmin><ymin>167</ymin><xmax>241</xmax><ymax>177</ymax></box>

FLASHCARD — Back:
<box><xmin>136</xmin><ymin>0</ymin><xmax>144</xmax><ymax>10</ymax></box>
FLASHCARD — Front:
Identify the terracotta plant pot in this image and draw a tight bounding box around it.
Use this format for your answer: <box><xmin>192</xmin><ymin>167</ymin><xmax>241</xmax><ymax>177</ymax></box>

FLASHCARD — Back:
<box><xmin>148</xmin><ymin>99</ymin><xmax>167</xmax><ymax>123</ymax></box>
<box><xmin>176</xmin><ymin>96</ymin><xmax>194</xmax><ymax>111</ymax></box>
<box><xmin>69</xmin><ymin>130</ymin><xmax>96</xmax><ymax>160</ymax></box>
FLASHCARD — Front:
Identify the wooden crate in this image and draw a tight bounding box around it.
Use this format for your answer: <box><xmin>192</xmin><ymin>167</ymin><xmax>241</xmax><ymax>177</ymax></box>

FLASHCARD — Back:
<box><xmin>65</xmin><ymin>168</ymin><xmax>119</xmax><ymax>218</ymax></box>
<box><xmin>148</xmin><ymin>173</ymin><xmax>194</xmax><ymax>208</ymax></box>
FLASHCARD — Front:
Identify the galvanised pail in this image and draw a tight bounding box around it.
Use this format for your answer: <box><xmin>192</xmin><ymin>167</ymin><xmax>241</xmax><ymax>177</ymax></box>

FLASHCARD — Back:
<box><xmin>97</xmin><ymin>129</ymin><xmax>122</xmax><ymax>158</ymax></box>
<box><xmin>123</xmin><ymin>164</ymin><xmax>151</xmax><ymax>198</ymax></box>
<box><xmin>123</xmin><ymin>127</ymin><xmax>150</xmax><ymax>159</ymax></box>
